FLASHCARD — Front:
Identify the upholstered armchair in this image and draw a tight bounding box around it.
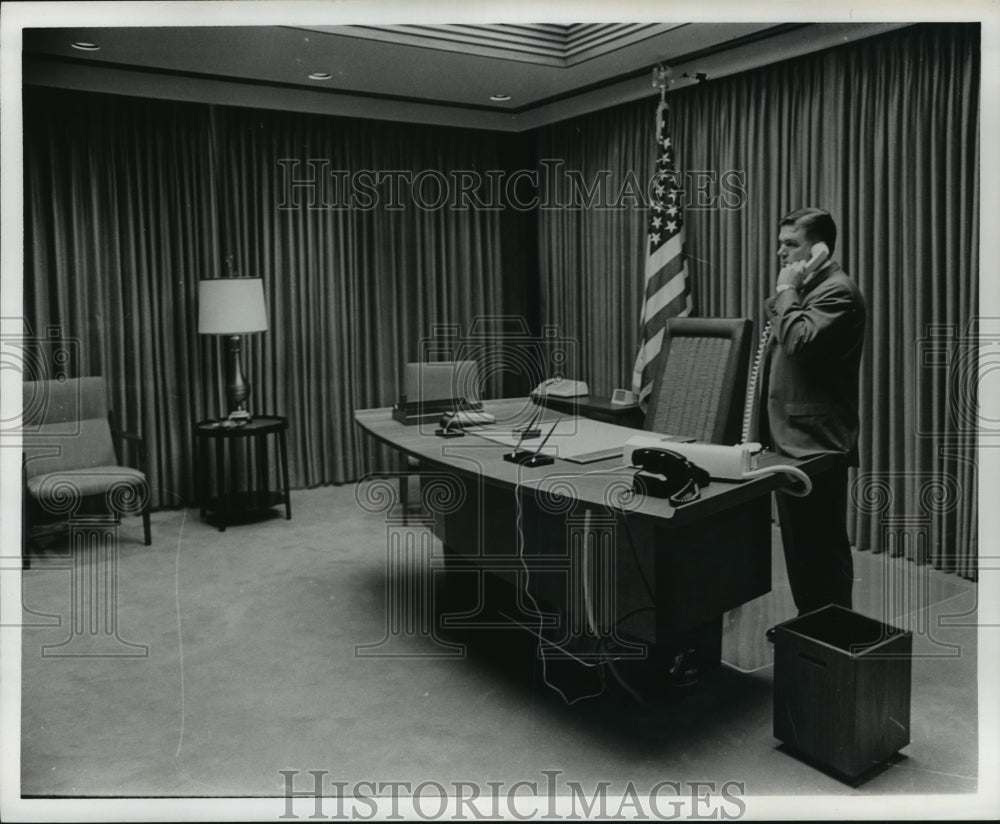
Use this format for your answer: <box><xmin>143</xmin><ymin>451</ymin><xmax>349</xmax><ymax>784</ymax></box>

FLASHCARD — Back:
<box><xmin>22</xmin><ymin>377</ymin><xmax>151</xmax><ymax>565</ymax></box>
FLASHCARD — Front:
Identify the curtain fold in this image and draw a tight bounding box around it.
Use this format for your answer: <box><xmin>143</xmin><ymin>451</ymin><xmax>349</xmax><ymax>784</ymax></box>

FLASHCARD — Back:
<box><xmin>24</xmin><ymin>91</ymin><xmax>507</xmax><ymax>506</ymax></box>
<box><xmin>536</xmin><ymin>24</ymin><xmax>979</xmax><ymax>578</ymax></box>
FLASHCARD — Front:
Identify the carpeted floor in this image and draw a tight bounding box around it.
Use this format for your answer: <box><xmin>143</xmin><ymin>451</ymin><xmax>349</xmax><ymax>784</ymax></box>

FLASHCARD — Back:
<box><xmin>18</xmin><ymin>484</ymin><xmax>978</xmax><ymax>806</ymax></box>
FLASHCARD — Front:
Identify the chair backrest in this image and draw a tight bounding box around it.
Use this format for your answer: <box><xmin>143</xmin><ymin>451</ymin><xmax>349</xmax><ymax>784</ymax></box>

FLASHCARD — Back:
<box><xmin>402</xmin><ymin>360</ymin><xmax>481</xmax><ymax>404</ymax></box>
<box><xmin>22</xmin><ymin>377</ymin><xmax>117</xmax><ymax>478</ymax></box>
<box><xmin>644</xmin><ymin>317</ymin><xmax>753</xmax><ymax>444</ymax></box>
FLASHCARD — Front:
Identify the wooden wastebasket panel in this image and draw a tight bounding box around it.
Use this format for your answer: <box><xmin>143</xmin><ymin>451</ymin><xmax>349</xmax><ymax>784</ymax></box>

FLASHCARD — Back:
<box><xmin>773</xmin><ymin>605</ymin><xmax>913</xmax><ymax>778</ymax></box>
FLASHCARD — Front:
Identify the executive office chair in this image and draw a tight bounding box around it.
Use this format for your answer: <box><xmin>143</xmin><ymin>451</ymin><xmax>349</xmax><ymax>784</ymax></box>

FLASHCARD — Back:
<box><xmin>643</xmin><ymin>317</ymin><xmax>753</xmax><ymax>444</ymax></box>
<box><xmin>22</xmin><ymin>377</ymin><xmax>152</xmax><ymax>567</ymax></box>
<box><xmin>398</xmin><ymin>360</ymin><xmax>482</xmax><ymax>521</ymax></box>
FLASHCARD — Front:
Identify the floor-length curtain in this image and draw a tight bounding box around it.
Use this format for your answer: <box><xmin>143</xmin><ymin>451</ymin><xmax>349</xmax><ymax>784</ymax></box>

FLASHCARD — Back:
<box><xmin>212</xmin><ymin>108</ymin><xmax>506</xmax><ymax>487</ymax></box>
<box><xmin>535</xmin><ymin>107</ymin><xmax>652</xmax><ymax>396</ymax></box>
<box><xmin>24</xmin><ymin>88</ymin><xmax>506</xmax><ymax>506</ymax></box>
<box><xmin>24</xmin><ymin>92</ymin><xmax>221</xmax><ymax>510</ymax></box>
<box><xmin>536</xmin><ymin>24</ymin><xmax>979</xmax><ymax>578</ymax></box>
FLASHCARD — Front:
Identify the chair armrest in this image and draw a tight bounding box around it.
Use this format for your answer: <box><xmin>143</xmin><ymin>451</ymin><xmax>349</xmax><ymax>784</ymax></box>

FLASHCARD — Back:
<box><xmin>108</xmin><ymin>417</ymin><xmax>148</xmax><ymax>474</ymax></box>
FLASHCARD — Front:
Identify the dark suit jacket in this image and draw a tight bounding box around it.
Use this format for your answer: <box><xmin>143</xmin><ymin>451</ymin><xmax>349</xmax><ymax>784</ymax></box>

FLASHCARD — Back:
<box><xmin>762</xmin><ymin>261</ymin><xmax>866</xmax><ymax>465</ymax></box>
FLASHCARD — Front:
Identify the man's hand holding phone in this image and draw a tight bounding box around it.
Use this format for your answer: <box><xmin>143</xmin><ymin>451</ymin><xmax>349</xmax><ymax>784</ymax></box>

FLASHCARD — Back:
<box><xmin>777</xmin><ymin>259</ymin><xmax>809</xmax><ymax>291</ymax></box>
<box><xmin>776</xmin><ymin>242</ymin><xmax>830</xmax><ymax>293</ymax></box>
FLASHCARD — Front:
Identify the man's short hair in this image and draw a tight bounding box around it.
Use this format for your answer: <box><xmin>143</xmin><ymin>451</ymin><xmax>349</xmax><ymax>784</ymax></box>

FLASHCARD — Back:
<box><xmin>780</xmin><ymin>207</ymin><xmax>837</xmax><ymax>255</ymax></box>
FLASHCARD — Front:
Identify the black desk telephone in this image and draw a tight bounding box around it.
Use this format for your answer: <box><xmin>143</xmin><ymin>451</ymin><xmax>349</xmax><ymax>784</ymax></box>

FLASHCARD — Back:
<box><xmin>631</xmin><ymin>447</ymin><xmax>711</xmax><ymax>506</ymax></box>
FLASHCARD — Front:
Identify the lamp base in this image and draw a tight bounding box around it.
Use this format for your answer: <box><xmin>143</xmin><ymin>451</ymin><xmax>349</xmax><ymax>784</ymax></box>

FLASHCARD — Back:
<box><xmin>225</xmin><ymin>334</ymin><xmax>252</xmax><ymax>418</ymax></box>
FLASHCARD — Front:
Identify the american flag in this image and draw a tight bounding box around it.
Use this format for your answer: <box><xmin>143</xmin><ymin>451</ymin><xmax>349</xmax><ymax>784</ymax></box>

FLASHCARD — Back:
<box><xmin>631</xmin><ymin>97</ymin><xmax>692</xmax><ymax>405</ymax></box>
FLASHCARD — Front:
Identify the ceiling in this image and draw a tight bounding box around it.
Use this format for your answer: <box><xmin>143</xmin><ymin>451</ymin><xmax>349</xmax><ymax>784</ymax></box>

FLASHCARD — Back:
<box><xmin>22</xmin><ymin>22</ymin><xmax>909</xmax><ymax>131</ymax></box>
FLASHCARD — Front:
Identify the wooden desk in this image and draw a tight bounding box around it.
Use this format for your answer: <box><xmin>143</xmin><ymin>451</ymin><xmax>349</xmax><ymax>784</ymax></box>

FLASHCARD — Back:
<box><xmin>355</xmin><ymin>398</ymin><xmax>828</xmax><ymax>671</ymax></box>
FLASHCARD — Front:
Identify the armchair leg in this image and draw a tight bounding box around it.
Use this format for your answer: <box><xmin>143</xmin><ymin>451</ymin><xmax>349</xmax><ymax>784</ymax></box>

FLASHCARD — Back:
<box><xmin>142</xmin><ymin>506</ymin><xmax>151</xmax><ymax>546</ymax></box>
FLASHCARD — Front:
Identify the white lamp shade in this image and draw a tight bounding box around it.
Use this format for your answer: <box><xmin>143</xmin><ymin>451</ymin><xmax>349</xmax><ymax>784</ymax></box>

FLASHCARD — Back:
<box><xmin>198</xmin><ymin>278</ymin><xmax>268</xmax><ymax>334</ymax></box>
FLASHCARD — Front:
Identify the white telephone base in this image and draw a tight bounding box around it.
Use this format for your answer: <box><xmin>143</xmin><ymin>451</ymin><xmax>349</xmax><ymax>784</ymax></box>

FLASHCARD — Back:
<box><xmin>622</xmin><ymin>436</ymin><xmax>762</xmax><ymax>480</ymax></box>
<box><xmin>533</xmin><ymin>378</ymin><xmax>589</xmax><ymax>398</ymax></box>
<box><xmin>610</xmin><ymin>389</ymin><xmax>637</xmax><ymax>406</ymax></box>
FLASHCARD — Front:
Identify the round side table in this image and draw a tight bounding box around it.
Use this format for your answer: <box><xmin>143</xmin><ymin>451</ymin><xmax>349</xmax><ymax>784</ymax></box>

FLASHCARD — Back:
<box><xmin>194</xmin><ymin>415</ymin><xmax>291</xmax><ymax>531</ymax></box>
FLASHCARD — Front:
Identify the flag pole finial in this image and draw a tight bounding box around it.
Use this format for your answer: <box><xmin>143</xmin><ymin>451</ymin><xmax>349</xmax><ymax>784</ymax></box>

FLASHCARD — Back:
<box><xmin>652</xmin><ymin>64</ymin><xmax>672</xmax><ymax>103</ymax></box>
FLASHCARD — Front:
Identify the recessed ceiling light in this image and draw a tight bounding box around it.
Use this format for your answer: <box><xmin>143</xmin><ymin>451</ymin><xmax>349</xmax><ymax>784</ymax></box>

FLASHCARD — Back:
<box><xmin>490</xmin><ymin>93</ymin><xmax>511</xmax><ymax>102</ymax></box>
<box><xmin>308</xmin><ymin>71</ymin><xmax>333</xmax><ymax>81</ymax></box>
<box><xmin>71</xmin><ymin>42</ymin><xmax>100</xmax><ymax>51</ymax></box>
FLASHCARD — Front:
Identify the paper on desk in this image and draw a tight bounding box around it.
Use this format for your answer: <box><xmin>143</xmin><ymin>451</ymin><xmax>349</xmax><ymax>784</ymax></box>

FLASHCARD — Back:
<box><xmin>472</xmin><ymin>417</ymin><xmax>641</xmax><ymax>463</ymax></box>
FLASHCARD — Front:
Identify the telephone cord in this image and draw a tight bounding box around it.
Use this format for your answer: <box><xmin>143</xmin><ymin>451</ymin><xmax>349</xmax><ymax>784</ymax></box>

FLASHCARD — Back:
<box><xmin>740</xmin><ymin>464</ymin><xmax>812</xmax><ymax>497</ymax></box>
<box><xmin>513</xmin><ymin>467</ymin><xmax>620</xmax><ymax>704</ymax></box>
<box><xmin>740</xmin><ymin>319</ymin><xmax>772</xmax><ymax>444</ymax></box>
<box><xmin>514</xmin><ymin>465</ymin><xmax>649</xmax><ymax>704</ymax></box>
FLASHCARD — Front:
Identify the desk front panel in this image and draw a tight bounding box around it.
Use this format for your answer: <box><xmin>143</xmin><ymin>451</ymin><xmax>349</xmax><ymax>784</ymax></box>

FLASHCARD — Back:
<box><xmin>427</xmin><ymin>470</ymin><xmax>771</xmax><ymax>648</ymax></box>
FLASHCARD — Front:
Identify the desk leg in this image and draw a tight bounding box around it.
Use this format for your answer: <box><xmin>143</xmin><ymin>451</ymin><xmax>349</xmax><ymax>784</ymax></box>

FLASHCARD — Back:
<box><xmin>278</xmin><ymin>428</ymin><xmax>291</xmax><ymax>520</ymax></box>
<box><xmin>691</xmin><ymin>616</ymin><xmax>723</xmax><ymax>670</ymax></box>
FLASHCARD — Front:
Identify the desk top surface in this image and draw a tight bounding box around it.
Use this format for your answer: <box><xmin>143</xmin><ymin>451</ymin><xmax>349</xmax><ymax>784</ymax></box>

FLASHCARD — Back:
<box><xmin>355</xmin><ymin>398</ymin><xmax>830</xmax><ymax>526</ymax></box>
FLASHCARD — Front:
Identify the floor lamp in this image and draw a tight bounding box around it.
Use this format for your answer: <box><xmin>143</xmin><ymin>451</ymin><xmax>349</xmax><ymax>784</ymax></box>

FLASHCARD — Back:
<box><xmin>198</xmin><ymin>277</ymin><xmax>268</xmax><ymax>421</ymax></box>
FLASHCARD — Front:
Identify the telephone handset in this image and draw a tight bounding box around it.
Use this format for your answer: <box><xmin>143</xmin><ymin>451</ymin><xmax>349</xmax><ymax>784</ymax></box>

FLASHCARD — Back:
<box><xmin>801</xmin><ymin>242</ymin><xmax>831</xmax><ymax>286</ymax></box>
<box><xmin>631</xmin><ymin>447</ymin><xmax>711</xmax><ymax>506</ymax></box>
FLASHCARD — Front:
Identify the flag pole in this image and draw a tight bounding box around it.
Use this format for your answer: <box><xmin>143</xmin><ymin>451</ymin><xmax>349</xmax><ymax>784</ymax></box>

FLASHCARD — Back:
<box><xmin>653</xmin><ymin>64</ymin><xmax>670</xmax><ymax>104</ymax></box>
<box><xmin>631</xmin><ymin>63</ymin><xmax>692</xmax><ymax>407</ymax></box>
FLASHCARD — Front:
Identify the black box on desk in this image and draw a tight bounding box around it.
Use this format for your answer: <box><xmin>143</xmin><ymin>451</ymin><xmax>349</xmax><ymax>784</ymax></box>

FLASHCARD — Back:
<box><xmin>773</xmin><ymin>605</ymin><xmax>912</xmax><ymax>780</ymax></box>
<box><xmin>391</xmin><ymin>397</ymin><xmax>481</xmax><ymax>426</ymax></box>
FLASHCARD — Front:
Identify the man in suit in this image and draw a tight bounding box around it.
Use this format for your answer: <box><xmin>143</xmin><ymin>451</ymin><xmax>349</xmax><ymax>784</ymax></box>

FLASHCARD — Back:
<box><xmin>762</xmin><ymin>207</ymin><xmax>866</xmax><ymax>615</ymax></box>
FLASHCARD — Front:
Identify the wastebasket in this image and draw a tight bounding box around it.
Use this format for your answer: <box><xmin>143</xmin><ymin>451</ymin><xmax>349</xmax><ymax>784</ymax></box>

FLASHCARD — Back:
<box><xmin>773</xmin><ymin>604</ymin><xmax>912</xmax><ymax>779</ymax></box>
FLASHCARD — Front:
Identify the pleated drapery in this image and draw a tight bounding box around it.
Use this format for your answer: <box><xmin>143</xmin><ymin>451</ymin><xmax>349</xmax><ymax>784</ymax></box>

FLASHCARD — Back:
<box><xmin>24</xmin><ymin>91</ymin><xmax>506</xmax><ymax>507</ymax></box>
<box><xmin>536</xmin><ymin>24</ymin><xmax>979</xmax><ymax>578</ymax></box>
